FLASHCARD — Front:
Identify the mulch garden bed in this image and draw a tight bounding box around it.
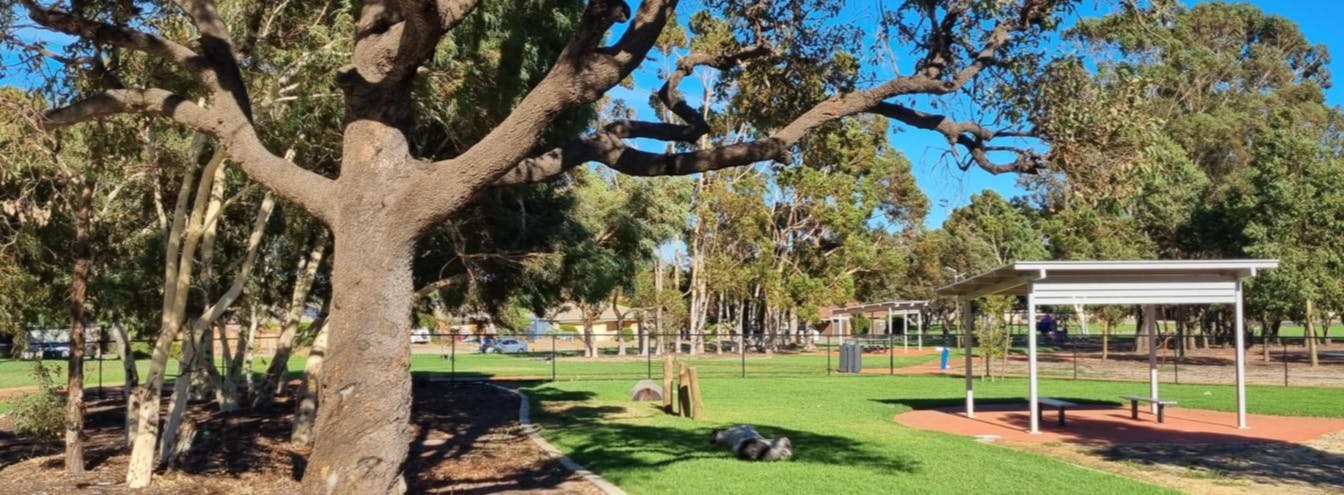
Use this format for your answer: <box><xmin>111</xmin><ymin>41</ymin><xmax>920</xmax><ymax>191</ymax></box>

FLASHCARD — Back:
<box><xmin>0</xmin><ymin>382</ymin><xmax>602</xmax><ymax>494</ymax></box>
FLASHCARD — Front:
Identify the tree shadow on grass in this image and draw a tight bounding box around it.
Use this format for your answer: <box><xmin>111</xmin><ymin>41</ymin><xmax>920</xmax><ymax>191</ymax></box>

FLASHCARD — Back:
<box><xmin>523</xmin><ymin>386</ymin><xmax>920</xmax><ymax>476</ymax></box>
<box><xmin>876</xmin><ymin>395</ymin><xmax>1344</xmax><ymax>490</ymax></box>
<box><xmin>1096</xmin><ymin>438</ymin><xmax>1344</xmax><ymax>489</ymax></box>
<box><xmin>405</xmin><ymin>381</ymin><xmax>596</xmax><ymax>494</ymax></box>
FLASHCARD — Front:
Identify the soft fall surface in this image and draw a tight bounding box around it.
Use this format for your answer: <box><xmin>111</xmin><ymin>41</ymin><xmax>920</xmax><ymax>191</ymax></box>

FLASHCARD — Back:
<box><xmin>520</xmin><ymin>375</ymin><xmax>1344</xmax><ymax>495</ymax></box>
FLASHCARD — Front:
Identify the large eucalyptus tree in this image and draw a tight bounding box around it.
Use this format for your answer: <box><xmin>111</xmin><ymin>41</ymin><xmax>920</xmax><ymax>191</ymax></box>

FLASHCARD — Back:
<box><xmin>13</xmin><ymin>0</ymin><xmax>1074</xmax><ymax>492</ymax></box>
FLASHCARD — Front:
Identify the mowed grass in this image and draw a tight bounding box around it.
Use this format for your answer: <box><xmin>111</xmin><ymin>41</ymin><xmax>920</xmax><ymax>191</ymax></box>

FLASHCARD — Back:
<box><xmin>521</xmin><ymin>375</ymin><xmax>1344</xmax><ymax>495</ymax></box>
<box><xmin>0</xmin><ymin>355</ymin><xmax>308</xmax><ymax>390</ymax></box>
<box><xmin>521</xmin><ymin>376</ymin><xmax>1166</xmax><ymax>495</ymax></box>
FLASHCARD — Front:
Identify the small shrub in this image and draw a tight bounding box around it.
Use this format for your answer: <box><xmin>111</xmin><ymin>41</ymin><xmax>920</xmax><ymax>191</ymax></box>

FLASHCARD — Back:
<box><xmin>130</xmin><ymin>341</ymin><xmax>154</xmax><ymax>360</ymax></box>
<box><xmin>11</xmin><ymin>363</ymin><xmax>65</xmax><ymax>440</ymax></box>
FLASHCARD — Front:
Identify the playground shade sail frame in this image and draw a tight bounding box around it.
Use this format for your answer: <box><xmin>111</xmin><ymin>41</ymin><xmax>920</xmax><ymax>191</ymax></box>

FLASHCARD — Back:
<box><xmin>935</xmin><ymin>260</ymin><xmax>1279</xmax><ymax>433</ymax></box>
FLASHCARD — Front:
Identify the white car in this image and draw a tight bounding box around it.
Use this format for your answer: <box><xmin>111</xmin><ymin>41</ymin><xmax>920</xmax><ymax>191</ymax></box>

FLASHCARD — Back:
<box><xmin>482</xmin><ymin>338</ymin><xmax>528</xmax><ymax>354</ymax></box>
<box><xmin>410</xmin><ymin>328</ymin><xmax>431</xmax><ymax>344</ymax></box>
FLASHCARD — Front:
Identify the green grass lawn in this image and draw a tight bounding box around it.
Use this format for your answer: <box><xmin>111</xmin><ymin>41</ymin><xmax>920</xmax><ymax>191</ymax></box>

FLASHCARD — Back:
<box><xmin>521</xmin><ymin>375</ymin><xmax>1344</xmax><ymax>494</ymax></box>
<box><xmin>0</xmin><ymin>355</ymin><xmax>309</xmax><ymax>390</ymax></box>
<box><xmin>521</xmin><ymin>376</ymin><xmax>1164</xmax><ymax>494</ymax></box>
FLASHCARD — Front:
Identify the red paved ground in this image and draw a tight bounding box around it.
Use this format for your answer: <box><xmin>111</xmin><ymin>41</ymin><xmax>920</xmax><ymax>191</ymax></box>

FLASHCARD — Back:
<box><xmin>894</xmin><ymin>404</ymin><xmax>1344</xmax><ymax>445</ymax></box>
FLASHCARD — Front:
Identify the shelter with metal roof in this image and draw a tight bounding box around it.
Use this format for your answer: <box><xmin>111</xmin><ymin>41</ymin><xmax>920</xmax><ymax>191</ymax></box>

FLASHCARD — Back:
<box><xmin>935</xmin><ymin>259</ymin><xmax>1278</xmax><ymax>433</ymax></box>
<box><xmin>826</xmin><ymin>300</ymin><xmax>929</xmax><ymax>350</ymax></box>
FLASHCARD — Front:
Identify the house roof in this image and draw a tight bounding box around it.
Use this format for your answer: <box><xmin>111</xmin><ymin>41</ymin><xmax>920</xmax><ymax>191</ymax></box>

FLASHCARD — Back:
<box><xmin>548</xmin><ymin>303</ymin><xmax>639</xmax><ymax>324</ymax></box>
<box><xmin>828</xmin><ymin>300</ymin><xmax>928</xmax><ymax>317</ymax></box>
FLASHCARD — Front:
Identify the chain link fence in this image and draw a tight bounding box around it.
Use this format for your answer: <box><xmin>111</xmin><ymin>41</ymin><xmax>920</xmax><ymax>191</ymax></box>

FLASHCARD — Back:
<box><xmin>0</xmin><ymin>330</ymin><xmax>1339</xmax><ymax>392</ymax></box>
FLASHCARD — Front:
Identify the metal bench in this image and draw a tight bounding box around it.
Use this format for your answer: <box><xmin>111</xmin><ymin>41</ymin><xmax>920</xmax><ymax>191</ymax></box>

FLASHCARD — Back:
<box><xmin>1037</xmin><ymin>398</ymin><xmax>1077</xmax><ymax>426</ymax></box>
<box><xmin>1121</xmin><ymin>395</ymin><xmax>1178</xmax><ymax>423</ymax></box>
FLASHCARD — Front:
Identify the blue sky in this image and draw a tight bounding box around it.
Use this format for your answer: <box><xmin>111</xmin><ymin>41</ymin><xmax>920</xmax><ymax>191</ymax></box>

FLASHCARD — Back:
<box><xmin>905</xmin><ymin>0</ymin><xmax>1344</xmax><ymax>227</ymax></box>
<box><xmin>617</xmin><ymin>0</ymin><xmax>1344</xmax><ymax>229</ymax></box>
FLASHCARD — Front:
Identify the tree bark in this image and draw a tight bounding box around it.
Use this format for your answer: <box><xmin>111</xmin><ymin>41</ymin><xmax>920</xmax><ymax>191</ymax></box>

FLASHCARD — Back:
<box><xmin>109</xmin><ymin>319</ymin><xmax>137</xmax><ymax>446</ymax></box>
<box><xmin>303</xmin><ymin>211</ymin><xmax>415</xmax><ymax>495</ymax></box>
<box><xmin>1306</xmin><ymin>299</ymin><xmax>1320</xmax><ymax>367</ymax></box>
<box><xmin>64</xmin><ymin>173</ymin><xmax>94</xmax><ymax>475</ymax></box>
<box><xmin>126</xmin><ymin>145</ymin><xmax>215</xmax><ymax>489</ymax></box>
<box><xmin>653</xmin><ymin>257</ymin><xmax>664</xmax><ymax>356</ymax></box>
<box><xmin>291</xmin><ymin>317</ymin><xmax>329</xmax><ymax>446</ymax></box>
<box><xmin>255</xmin><ymin>230</ymin><xmax>328</xmax><ymax>407</ymax></box>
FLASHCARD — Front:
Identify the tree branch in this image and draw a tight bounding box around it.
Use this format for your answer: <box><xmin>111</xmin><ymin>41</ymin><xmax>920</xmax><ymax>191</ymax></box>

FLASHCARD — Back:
<box><xmin>411</xmin><ymin>0</ymin><xmax>672</xmax><ymax>226</ymax></box>
<box><xmin>494</xmin><ymin>0</ymin><xmax>1057</xmax><ymax>185</ymax></box>
<box><xmin>622</xmin><ymin>43</ymin><xmax>775</xmax><ymax>143</ymax></box>
<box><xmin>19</xmin><ymin>0</ymin><xmax>203</xmax><ymax>71</ymax></box>
<box><xmin>43</xmin><ymin>89</ymin><xmax>337</xmax><ymax>221</ymax></box>
<box><xmin>869</xmin><ymin>102</ymin><xmax>1042</xmax><ymax>174</ymax></box>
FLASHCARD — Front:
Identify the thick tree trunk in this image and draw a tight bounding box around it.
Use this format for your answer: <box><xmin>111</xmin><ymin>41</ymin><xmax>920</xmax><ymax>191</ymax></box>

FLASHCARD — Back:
<box><xmin>302</xmin><ymin>193</ymin><xmax>416</xmax><ymax>494</ymax></box>
<box><xmin>64</xmin><ymin>174</ymin><xmax>94</xmax><ymax>475</ymax></box>
<box><xmin>291</xmin><ymin>318</ymin><xmax>329</xmax><ymax>446</ymax></box>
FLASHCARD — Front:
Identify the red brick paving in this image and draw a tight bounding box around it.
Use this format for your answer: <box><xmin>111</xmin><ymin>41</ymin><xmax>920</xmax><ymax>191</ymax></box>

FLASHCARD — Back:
<box><xmin>894</xmin><ymin>404</ymin><xmax>1344</xmax><ymax>445</ymax></box>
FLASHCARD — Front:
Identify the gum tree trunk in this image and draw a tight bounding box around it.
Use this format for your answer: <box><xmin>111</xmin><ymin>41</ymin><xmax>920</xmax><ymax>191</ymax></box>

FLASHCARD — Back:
<box><xmin>255</xmin><ymin>232</ymin><xmax>328</xmax><ymax>407</ymax></box>
<box><xmin>291</xmin><ymin>318</ymin><xmax>329</xmax><ymax>446</ymax></box>
<box><xmin>303</xmin><ymin>123</ymin><xmax>419</xmax><ymax>494</ymax></box>
<box><xmin>64</xmin><ymin>174</ymin><xmax>94</xmax><ymax>475</ymax></box>
<box><xmin>109</xmin><ymin>320</ymin><xmax>138</xmax><ymax>446</ymax></box>
<box><xmin>1306</xmin><ymin>299</ymin><xmax>1320</xmax><ymax>367</ymax></box>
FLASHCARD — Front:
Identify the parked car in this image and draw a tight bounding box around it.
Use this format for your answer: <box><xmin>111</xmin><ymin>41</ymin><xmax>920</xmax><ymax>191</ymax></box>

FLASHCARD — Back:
<box><xmin>480</xmin><ymin>338</ymin><xmax>528</xmax><ymax>354</ymax></box>
<box><xmin>21</xmin><ymin>342</ymin><xmax>70</xmax><ymax>360</ymax></box>
<box><xmin>410</xmin><ymin>328</ymin><xmax>431</xmax><ymax>344</ymax></box>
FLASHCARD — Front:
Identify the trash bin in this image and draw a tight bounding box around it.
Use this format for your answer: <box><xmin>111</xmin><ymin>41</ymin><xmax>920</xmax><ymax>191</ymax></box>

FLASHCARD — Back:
<box><xmin>838</xmin><ymin>342</ymin><xmax>863</xmax><ymax>373</ymax></box>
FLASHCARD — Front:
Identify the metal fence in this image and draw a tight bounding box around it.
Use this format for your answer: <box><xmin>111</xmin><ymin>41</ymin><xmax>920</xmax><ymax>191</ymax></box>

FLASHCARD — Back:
<box><xmin>964</xmin><ymin>332</ymin><xmax>1344</xmax><ymax>388</ymax></box>
<box><xmin>0</xmin><ymin>331</ymin><xmax>1339</xmax><ymax>394</ymax></box>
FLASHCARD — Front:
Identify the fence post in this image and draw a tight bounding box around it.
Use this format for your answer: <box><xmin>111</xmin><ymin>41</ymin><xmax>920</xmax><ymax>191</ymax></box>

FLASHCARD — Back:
<box><xmin>98</xmin><ymin>348</ymin><xmax>104</xmax><ymax>399</ymax></box>
<box><xmin>1174</xmin><ymin>348</ymin><xmax>1180</xmax><ymax>384</ymax></box>
<box><xmin>1072</xmin><ymin>347</ymin><xmax>1077</xmax><ymax>380</ymax></box>
<box><xmin>740</xmin><ymin>331</ymin><xmax>746</xmax><ymax>378</ymax></box>
<box><xmin>817</xmin><ymin>334</ymin><xmax>827</xmax><ymax>376</ymax></box>
<box><xmin>1283</xmin><ymin>340</ymin><xmax>1289</xmax><ymax>387</ymax></box>
<box><xmin>552</xmin><ymin>334</ymin><xmax>557</xmax><ymax>382</ymax></box>
<box><xmin>647</xmin><ymin>338</ymin><xmax>652</xmax><ymax>379</ymax></box>
<box><xmin>450</xmin><ymin>334</ymin><xmax>456</xmax><ymax>385</ymax></box>
<box><xmin>888</xmin><ymin>331</ymin><xmax>894</xmax><ymax>375</ymax></box>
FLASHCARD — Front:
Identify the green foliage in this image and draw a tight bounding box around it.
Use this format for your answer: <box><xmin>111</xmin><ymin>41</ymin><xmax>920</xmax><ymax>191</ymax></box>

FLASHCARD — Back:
<box><xmin>943</xmin><ymin>191</ymin><xmax>1046</xmax><ymax>272</ymax></box>
<box><xmin>850</xmin><ymin>315</ymin><xmax>871</xmax><ymax>335</ymax></box>
<box><xmin>1027</xmin><ymin>1</ymin><xmax>1342</xmax><ymax>324</ymax></box>
<box><xmin>11</xmin><ymin>362</ymin><xmax>65</xmax><ymax>441</ymax></box>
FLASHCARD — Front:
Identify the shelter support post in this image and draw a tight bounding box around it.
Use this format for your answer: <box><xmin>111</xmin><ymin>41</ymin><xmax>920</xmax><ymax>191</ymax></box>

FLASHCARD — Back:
<box><xmin>1027</xmin><ymin>294</ymin><xmax>1040</xmax><ymax>434</ymax></box>
<box><xmin>902</xmin><ymin>310</ymin><xmax>909</xmax><ymax>352</ymax></box>
<box><xmin>917</xmin><ymin>312</ymin><xmax>923</xmax><ymax>350</ymax></box>
<box><xmin>1143</xmin><ymin>304</ymin><xmax>1158</xmax><ymax>414</ymax></box>
<box><xmin>962</xmin><ymin>297</ymin><xmax>974</xmax><ymax>418</ymax></box>
<box><xmin>1235</xmin><ymin>280</ymin><xmax>1247</xmax><ymax>429</ymax></box>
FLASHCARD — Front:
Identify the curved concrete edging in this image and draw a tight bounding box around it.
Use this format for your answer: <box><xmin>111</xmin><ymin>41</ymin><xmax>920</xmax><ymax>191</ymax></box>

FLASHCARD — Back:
<box><xmin>485</xmin><ymin>383</ymin><xmax>628</xmax><ymax>495</ymax></box>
